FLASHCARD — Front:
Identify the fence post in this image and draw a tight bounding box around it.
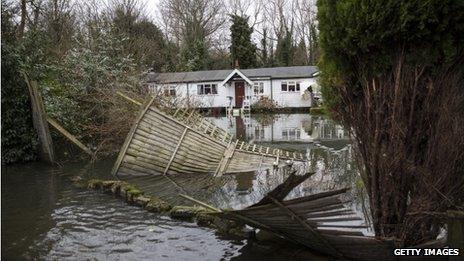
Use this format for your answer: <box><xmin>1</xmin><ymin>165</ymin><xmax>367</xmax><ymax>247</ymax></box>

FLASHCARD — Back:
<box><xmin>23</xmin><ymin>73</ymin><xmax>55</xmax><ymax>163</ymax></box>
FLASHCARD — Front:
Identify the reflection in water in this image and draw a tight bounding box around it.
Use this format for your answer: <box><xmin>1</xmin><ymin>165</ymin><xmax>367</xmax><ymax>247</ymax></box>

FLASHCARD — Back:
<box><xmin>206</xmin><ymin>114</ymin><xmax>370</xmax><ymax>234</ymax></box>
<box><xmin>2</xmin><ymin>115</ymin><xmax>368</xmax><ymax>260</ymax></box>
<box><xmin>207</xmin><ymin>114</ymin><xmax>350</xmax><ymax>144</ymax></box>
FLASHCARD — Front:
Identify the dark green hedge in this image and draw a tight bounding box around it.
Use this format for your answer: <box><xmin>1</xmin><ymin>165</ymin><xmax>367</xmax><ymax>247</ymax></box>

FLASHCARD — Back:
<box><xmin>317</xmin><ymin>0</ymin><xmax>464</xmax><ymax>111</ymax></box>
<box><xmin>1</xmin><ymin>44</ymin><xmax>38</xmax><ymax>164</ymax></box>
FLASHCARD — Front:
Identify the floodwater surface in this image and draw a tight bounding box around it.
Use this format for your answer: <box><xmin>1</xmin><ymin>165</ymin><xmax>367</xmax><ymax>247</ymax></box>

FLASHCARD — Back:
<box><xmin>2</xmin><ymin>114</ymin><xmax>363</xmax><ymax>260</ymax></box>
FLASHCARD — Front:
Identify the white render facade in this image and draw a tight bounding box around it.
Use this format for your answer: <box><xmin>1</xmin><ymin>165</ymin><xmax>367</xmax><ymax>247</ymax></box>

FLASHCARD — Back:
<box><xmin>146</xmin><ymin>66</ymin><xmax>320</xmax><ymax>109</ymax></box>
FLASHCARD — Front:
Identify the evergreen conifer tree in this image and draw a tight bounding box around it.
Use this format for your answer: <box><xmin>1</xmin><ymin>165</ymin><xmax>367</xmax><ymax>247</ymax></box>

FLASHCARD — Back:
<box><xmin>229</xmin><ymin>15</ymin><xmax>257</xmax><ymax>69</ymax></box>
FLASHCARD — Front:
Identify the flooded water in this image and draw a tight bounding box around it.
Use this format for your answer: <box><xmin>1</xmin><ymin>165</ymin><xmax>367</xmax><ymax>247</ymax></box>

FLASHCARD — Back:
<box><xmin>2</xmin><ymin>114</ymin><xmax>364</xmax><ymax>260</ymax></box>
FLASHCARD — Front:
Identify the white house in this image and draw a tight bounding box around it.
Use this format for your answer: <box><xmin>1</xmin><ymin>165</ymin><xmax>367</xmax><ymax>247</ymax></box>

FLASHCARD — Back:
<box><xmin>146</xmin><ymin>66</ymin><xmax>320</xmax><ymax>109</ymax></box>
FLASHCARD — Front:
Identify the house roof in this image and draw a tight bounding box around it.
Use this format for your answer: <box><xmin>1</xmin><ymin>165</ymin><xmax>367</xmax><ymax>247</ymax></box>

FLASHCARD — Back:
<box><xmin>147</xmin><ymin>66</ymin><xmax>319</xmax><ymax>84</ymax></box>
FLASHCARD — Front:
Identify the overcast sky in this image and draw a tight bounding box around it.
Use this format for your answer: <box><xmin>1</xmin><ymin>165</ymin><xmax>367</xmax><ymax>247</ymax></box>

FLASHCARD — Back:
<box><xmin>144</xmin><ymin>0</ymin><xmax>161</xmax><ymax>20</ymax></box>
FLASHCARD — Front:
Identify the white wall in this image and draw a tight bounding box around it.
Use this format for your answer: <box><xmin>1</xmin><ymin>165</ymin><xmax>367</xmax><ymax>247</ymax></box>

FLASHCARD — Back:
<box><xmin>154</xmin><ymin>76</ymin><xmax>319</xmax><ymax>108</ymax></box>
<box><xmin>271</xmin><ymin>78</ymin><xmax>318</xmax><ymax>108</ymax></box>
<box><xmin>248</xmin><ymin>79</ymin><xmax>272</xmax><ymax>104</ymax></box>
<box><xmin>187</xmin><ymin>81</ymin><xmax>228</xmax><ymax>108</ymax></box>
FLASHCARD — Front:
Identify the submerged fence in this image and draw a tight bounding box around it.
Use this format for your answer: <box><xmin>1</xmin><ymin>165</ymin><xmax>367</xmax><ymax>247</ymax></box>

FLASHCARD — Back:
<box><xmin>112</xmin><ymin>97</ymin><xmax>308</xmax><ymax>177</ymax></box>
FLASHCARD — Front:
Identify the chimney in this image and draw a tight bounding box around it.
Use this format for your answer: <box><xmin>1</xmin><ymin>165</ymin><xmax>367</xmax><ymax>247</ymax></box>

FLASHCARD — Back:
<box><xmin>234</xmin><ymin>59</ymin><xmax>240</xmax><ymax>69</ymax></box>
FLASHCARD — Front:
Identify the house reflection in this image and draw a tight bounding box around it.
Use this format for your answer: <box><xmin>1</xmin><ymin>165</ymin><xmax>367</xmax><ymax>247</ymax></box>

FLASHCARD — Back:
<box><xmin>207</xmin><ymin>114</ymin><xmax>350</xmax><ymax>145</ymax></box>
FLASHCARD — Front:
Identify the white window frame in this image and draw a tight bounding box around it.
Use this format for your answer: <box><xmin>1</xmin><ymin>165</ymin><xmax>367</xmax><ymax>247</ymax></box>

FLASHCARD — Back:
<box><xmin>163</xmin><ymin>85</ymin><xmax>176</xmax><ymax>96</ymax></box>
<box><xmin>282</xmin><ymin>128</ymin><xmax>301</xmax><ymax>140</ymax></box>
<box><xmin>253</xmin><ymin>82</ymin><xmax>264</xmax><ymax>95</ymax></box>
<box><xmin>281</xmin><ymin>81</ymin><xmax>301</xmax><ymax>92</ymax></box>
<box><xmin>197</xmin><ymin>83</ymin><xmax>218</xmax><ymax>95</ymax></box>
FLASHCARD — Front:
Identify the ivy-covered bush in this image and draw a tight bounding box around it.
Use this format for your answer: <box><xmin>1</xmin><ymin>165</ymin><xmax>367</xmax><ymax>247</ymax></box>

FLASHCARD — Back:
<box><xmin>1</xmin><ymin>8</ymin><xmax>50</xmax><ymax>164</ymax></box>
<box><xmin>1</xmin><ymin>44</ymin><xmax>38</xmax><ymax>164</ymax></box>
<box><xmin>39</xmin><ymin>33</ymin><xmax>145</xmax><ymax>154</ymax></box>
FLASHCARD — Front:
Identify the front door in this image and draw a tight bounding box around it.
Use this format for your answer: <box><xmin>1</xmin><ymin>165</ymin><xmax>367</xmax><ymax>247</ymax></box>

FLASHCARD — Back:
<box><xmin>235</xmin><ymin>82</ymin><xmax>245</xmax><ymax>108</ymax></box>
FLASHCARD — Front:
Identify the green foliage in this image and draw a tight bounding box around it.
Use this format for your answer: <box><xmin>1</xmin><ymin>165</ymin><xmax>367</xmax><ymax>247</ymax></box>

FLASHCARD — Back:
<box><xmin>229</xmin><ymin>15</ymin><xmax>257</xmax><ymax>69</ymax></box>
<box><xmin>309</xmin><ymin>106</ymin><xmax>327</xmax><ymax>115</ymax></box>
<box><xmin>251</xmin><ymin>96</ymin><xmax>279</xmax><ymax>113</ymax></box>
<box><xmin>42</xmin><ymin>31</ymin><xmax>143</xmax><ymax>146</ymax></box>
<box><xmin>260</xmin><ymin>28</ymin><xmax>269</xmax><ymax>67</ymax></box>
<box><xmin>1</xmin><ymin>3</ymin><xmax>52</xmax><ymax>164</ymax></box>
<box><xmin>275</xmin><ymin>29</ymin><xmax>294</xmax><ymax>66</ymax></box>
<box><xmin>317</xmin><ymin>0</ymin><xmax>464</xmax><ymax>243</ymax></box>
<box><xmin>1</xmin><ymin>44</ymin><xmax>38</xmax><ymax>164</ymax></box>
<box><xmin>111</xmin><ymin>7</ymin><xmax>178</xmax><ymax>72</ymax></box>
<box><xmin>318</xmin><ymin>0</ymin><xmax>464</xmax><ymax>112</ymax></box>
<box><xmin>181</xmin><ymin>40</ymin><xmax>210</xmax><ymax>71</ymax></box>
<box><xmin>293</xmin><ymin>39</ymin><xmax>308</xmax><ymax>66</ymax></box>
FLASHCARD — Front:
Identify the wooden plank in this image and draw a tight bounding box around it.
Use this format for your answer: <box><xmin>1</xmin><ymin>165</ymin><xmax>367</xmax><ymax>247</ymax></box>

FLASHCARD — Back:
<box><xmin>179</xmin><ymin>194</ymin><xmax>221</xmax><ymax>212</ymax></box>
<box><xmin>185</xmin><ymin>110</ymin><xmax>195</xmax><ymax>124</ymax></box>
<box><xmin>268</xmin><ymin>195</ymin><xmax>342</xmax><ymax>257</ymax></box>
<box><xmin>173</xmin><ymin>107</ymin><xmax>181</xmax><ymax>117</ymax></box>
<box><xmin>149</xmin><ymin>107</ymin><xmax>227</xmax><ymax>147</ymax></box>
<box><xmin>116</xmin><ymin>91</ymin><xmax>142</xmax><ymax>106</ymax></box>
<box><xmin>163</xmin><ymin>127</ymin><xmax>188</xmax><ymax>175</ymax></box>
<box><xmin>210</xmin><ymin>125</ymin><xmax>217</xmax><ymax>136</ymax></box>
<box><xmin>215</xmin><ymin>138</ymin><xmax>237</xmax><ymax>177</ymax></box>
<box><xmin>47</xmin><ymin>117</ymin><xmax>93</xmax><ymax>156</ymax></box>
<box><xmin>23</xmin><ymin>74</ymin><xmax>55</xmax><ymax>163</ymax></box>
<box><xmin>112</xmin><ymin>96</ymin><xmax>156</xmax><ymax>176</ymax></box>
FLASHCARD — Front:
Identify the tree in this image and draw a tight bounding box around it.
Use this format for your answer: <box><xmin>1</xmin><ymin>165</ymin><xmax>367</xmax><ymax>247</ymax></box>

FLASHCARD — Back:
<box><xmin>108</xmin><ymin>0</ymin><xmax>178</xmax><ymax>71</ymax></box>
<box><xmin>294</xmin><ymin>0</ymin><xmax>319</xmax><ymax>65</ymax></box>
<box><xmin>41</xmin><ymin>0</ymin><xmax>76</xmax><ymax>58</ymax></box>
<box><xmin>275</xmin><ymin>28</ymin><xmax>294</xmax><ymax>66</ymax></box>
<box><xmin>229</xmin><ymin>14</ymin><xmax>257</xmax><ymax>69</ymax></box>
<box><xmin>259</xmin><ymin>28</ymin><xmax>269</xmax><ymax>67</ymax></box>
<box><xmin>318</xmin><ymin>0</ymin><xmax>464</xmax><ymax>246</ymax></box>
<box><xmin>292</xmin><ymin>39</ymin><xmax>307</xmax><ymax>66</ymax></box>
<box><xmin>160</xmin><ymin>0</ymin><xmax>225</xmax><ymax>71</ymax></box>
<box><xmin>1</xmin><ymin>1</ymin><xmax>41</xmax><ymax>164</ymax></box>
<box><xmin>180</xmin><ymin>39</ymin><xmax>210</xmax><ymax>71</ymax></box>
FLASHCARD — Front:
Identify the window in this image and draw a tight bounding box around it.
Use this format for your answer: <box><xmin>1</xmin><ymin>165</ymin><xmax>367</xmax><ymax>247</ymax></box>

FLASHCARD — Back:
<box><xmin>282</xmin><ymin>128</ymin><xmax>301</xmax><ymax>140</ymax></box>
<box><xmin>282</xmin><ymin>129</ymin><xmax>288</xmax><ymax>139</ymax></box>
<box><xmin>281</xmin><ymin>81</ymin><xmax>301</xmax><ymax>92</ymax></box>
<box><xmin>197</xmin><ymin>83</ymin><xmax>218</xmax><ymax>95</ymax></box>
<box><xmin>288</xmin><ymin>82</ymin><xmax>296</xmax><ymax>92</ymax></box>
<box><xmin>281</xmin><ymin>82</ymin><xmax>287</xmax><ymax>91</ymax></box>
<box><xmin>163</xmin><ymin>85</ymin><xmax>176</xmax><ymax>96</ymax></box>
<box><xmin>254</xmin><ymin>126</ymin><xmax>265</xmax><ymax>140</ymax></box>
<box><xmin>253</xmin><ymin>82</ymin><xmax>264</xmax><ymax>95</ymax></box>
<box><xmin>147</xmin><ymin>83</ymin><xmax>156</xmax><ymax>93</ymax></box>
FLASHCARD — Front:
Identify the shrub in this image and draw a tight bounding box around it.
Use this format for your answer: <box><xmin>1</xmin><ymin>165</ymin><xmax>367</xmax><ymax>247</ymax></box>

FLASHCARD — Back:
<box><xmin>251</xmin><ymin>96</ymin><xmax>279</xmax><ymax>113</ymax></box>
<box><xmin>318</xmin><ymin>0</ymin><xmax>464</xmax><ymax>245</ymax></box>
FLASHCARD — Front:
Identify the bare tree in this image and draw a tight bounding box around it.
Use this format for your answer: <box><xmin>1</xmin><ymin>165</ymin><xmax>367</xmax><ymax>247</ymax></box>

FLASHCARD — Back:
<box><xmin>227</xmin><ymin>0</ymin><xmax>263</xmax><ymax>28</ymax></box>
<box><xmin>17</xmin><ymin>0</ymin><xmax>27</xmax><ymax>38</ymax></box>
<box><xmin>294</xmin><ymin>0</ymin><xmax>318</xmax><ymax>65</ymax></box>
<box><xmin>41</xmin><ymin>0</ymin><xmax>77</xmax><ymax>56</ymax></box>
<box><xmin>159</xmin><ymin>0</ymin><xmax>226</xmax><ymax>45</ymax></box>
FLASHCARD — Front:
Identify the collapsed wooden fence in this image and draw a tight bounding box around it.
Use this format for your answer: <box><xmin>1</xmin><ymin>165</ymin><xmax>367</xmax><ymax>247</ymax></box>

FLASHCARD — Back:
<box><xmin>112</xmin><ymin>97</ymin><xmax>308</xmax><ymax>177</ymax></box>
<box><xmin>217</xmin><ymin>187</ymin><xmax>447</xmax><ymax>261</ymax></box>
